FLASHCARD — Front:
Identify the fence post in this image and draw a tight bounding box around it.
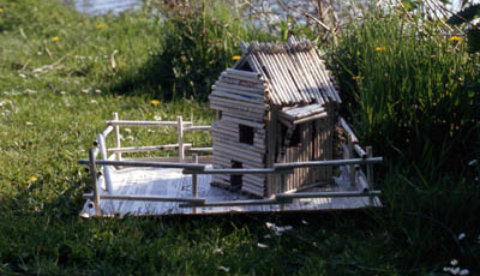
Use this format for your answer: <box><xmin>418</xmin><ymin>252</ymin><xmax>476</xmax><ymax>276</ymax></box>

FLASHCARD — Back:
<box><xmin>191</xmin><ymin>154</ymin><xmax>199</xmax><ymax>214</ymax></box>
<box><xmin>113</xmin><ymin>113</ymin><xmax>121</xmax><ymax>161</ymax></box>
<box><xmin>279</xmin><ymin>170</ymin><xmax>291</xmax><ymax>211</ymax></box>
<box><xmin>98</xmin><ymin>133</ymin><xmax>113</xmax><ymax>192</ymax></box>
<box><xmin>177</xmin><ymin>116</ymin><xmax>184</xmax><ymax>162</ymax></box>
<box><xmin>366</xmin><ymin>146</ymin><xmax>374</xmax><ymax>205</ymax></box>
<box><xmin>89</xmin><ymin>148</ymin><xmax>101</xmax><ymax>217</ymax></box>
<box><xmin>192</xmin><ymin>154</ymin><xmax>199</xmax><ymax>198</ymax></box>
<box><xmin>348</xmin><ymin>134</ymin><xmax>355</xmax><ymax>187</ymax></box>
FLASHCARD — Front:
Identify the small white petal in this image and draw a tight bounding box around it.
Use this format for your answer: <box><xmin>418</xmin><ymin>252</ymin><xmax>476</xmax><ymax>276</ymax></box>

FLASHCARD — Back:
<box><xmin>257</xmin><ymin>242</ymin><xmax>268</xmax><ymax>249</ymax></box>
<box><xmin>265</xmin><ymin>222</ymin><xmax>275</xmax><ymax>229</ymax></box>
<box><xmin>459</xmin><ymin>269</ymin><xmax>469</xmax><ymax>276</ymax></box>
<box><xmin>467</xmin><ymin>159</ymin><xmax>478</xmax><ymax>166</ymax></box>
<box><xmin>218</xmin><ymin>265</ymin><xmax>230</xmax><ymax>272</ymax></box>
<box><xmin>451</xmin><ymin>259</ymin><xmax>459</xmax><ymax>266</ymax></box>
<box><xmin>458</xmin><ymin>233</ymin><xmax>466</xmax><ymax>240</ymax></box>
<box><xmin>451</xmin><ymin>267</ymin><xmax>460</xmax><ymax>275</ymax></box>
<box><xmin>301</xmin><ymin>219</ymin><xmax>309</xmax><ymax>225</ymax></box>
<box><xmin>263</xmin><ymin>234</ymin><xmax>271</xmax><ymax>239</ymax></box>
<box><xmin>281</xmin><ymin>225</ymin><xmax>293</xmax><ymax>231</ymax></box>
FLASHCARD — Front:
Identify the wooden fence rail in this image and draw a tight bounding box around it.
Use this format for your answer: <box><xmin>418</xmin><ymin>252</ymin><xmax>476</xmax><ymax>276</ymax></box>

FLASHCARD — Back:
<box><xmin>82</xmin><ymin>114</ymin><xmax>382</xmax><ymax>216</ymax></box>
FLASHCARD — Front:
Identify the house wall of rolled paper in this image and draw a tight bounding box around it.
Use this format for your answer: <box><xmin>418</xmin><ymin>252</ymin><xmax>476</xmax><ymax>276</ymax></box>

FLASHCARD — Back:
<box><xmin>209</xmin><ymin>37</ymin><xmax>341</xmax><ymax>197</ymax></box>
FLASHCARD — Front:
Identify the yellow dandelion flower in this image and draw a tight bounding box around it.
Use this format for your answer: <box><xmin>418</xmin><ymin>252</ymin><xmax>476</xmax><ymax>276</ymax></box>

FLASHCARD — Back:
<box><xmin>448</xmin><ymin>36</ymin><xmax>462</xmax><ymax>43</ymax></box>
<box><xmin>0</xmin><ymin>7</ymin><xmax>4</xmax><ymax>13</ymax></box>
<box><xmin>352</xmin><ymin>75</ymin><xmax>364</xmax><ymax>81</ymax></box>
<box><xmin>232</xmin><ymin>55</ymin><xmax>241</xmax><ymax>60</ymax></box>
<box><xmin>375</xmin><ymin>46</ymin><xmax>386</xmax><ymax>52</ymax></box>
<box><xmin>96</xmin><ymin>22</ymin><xmax>106</xmax><ymax>30</ymax></box>
<box><xmin>27</xmin><ymin>176</ymin><xmax>38</xmax><ymax>184</ymax></box>
<box><xmin>51</xmin><ymin>36</ymin><xmax>60</xmax><ymax>42</ymax></box>
<box><xmin>150</xmin><ymin>99</ymin><xmax>160</xmax><ymax>106</ymax></box>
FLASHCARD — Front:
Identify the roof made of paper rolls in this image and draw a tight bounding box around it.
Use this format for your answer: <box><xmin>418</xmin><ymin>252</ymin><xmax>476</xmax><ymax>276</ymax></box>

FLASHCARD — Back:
<box><xmin>234</xmin><ymin>36</ymin><xmax>341</xmax><ymax>106</ymax></box>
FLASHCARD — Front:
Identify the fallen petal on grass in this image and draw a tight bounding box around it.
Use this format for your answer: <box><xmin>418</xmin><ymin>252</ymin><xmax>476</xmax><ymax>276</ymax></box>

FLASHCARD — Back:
<box><xmin>257</xmin><ymin>242</ymin><xmax>268</xmax><ymax>249</ymax></box>
<box><xmin>24</xmin><ymin>89</ymin><xmax>37</xmax><ymax>94</ymax></box>
<box><xmin>218</xmin><ymin>265</ymin><xmax>230</xmax><ymax>272</ymax></box>
<box><xmin>265</xmin><ymin>222</ymin><xmax>275</xmax><ymax>229</ymax></box>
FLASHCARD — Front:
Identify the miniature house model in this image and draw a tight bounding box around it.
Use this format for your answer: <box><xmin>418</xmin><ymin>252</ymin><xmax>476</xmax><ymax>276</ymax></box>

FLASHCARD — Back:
<box><xmin>79</xmin><ymin>37</ymin><xmax>383</xmax><ymax>217</ymax></box>
<box><xmin>209</xmin><ymin>37</ymin><xmax>341</xmax><ymax>197</ymax></box>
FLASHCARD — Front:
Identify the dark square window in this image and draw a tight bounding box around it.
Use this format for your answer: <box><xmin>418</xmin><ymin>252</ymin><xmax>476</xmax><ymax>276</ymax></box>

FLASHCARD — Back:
<box><xmin>239</xmin><ymin>124</ymin><xmax>254</xmax><ymax>145</ymax></box>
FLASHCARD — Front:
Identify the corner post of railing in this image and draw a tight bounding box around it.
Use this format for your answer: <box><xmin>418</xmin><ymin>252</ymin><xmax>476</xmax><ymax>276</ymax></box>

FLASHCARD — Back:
<box><xmin>88</xmin><ymin>148</ymin><xmax>101</xmax><ymax>217</ymax></box>
<box><xmin>177</xmin><ymin>115</ymin><xmax>184</xmax><ymax>162</ymax></box>
<box><xmin>192</xmin><ymin>154</ymin><xmax>199</xmax><ymax>198</ymax></box>
<box><xmin>366</xmin><ymin>146</ymin><xmax>374</xmax><ymax>205</ymax></box>
<box><xmin>348</xmin><ymin>134</ymin><xmax>355</xmax><ymax>187</ymax></box>
<box><xmin>98</xmin><ymin>133</ymin><xmax>113</xmax><ymax>193</ymax></box>
<box><xmin>113</xmin><ymin>112</ymin><xmax>121</xmax><ymax>161</ymax></box>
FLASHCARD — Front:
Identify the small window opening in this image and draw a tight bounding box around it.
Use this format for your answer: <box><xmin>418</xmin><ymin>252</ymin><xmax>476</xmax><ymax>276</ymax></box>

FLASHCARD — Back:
<box><xmin>230</xmin><ymin>160</ymin><xmax>243</xmax><ymax>191</ymax></box>
<box><xmin>238</xmin><ymin>63</ymin><xmax>253</xmax><ymax>71</ymax></box>
<box><xmin>239</xmin><ymin>124</ymin><xmax>254</xmax><ymax>145</ymax></box>
<box><xmin>289</xmin><ymin>126</ymin><xmax>302</xmax><ymax>147</ymax></box>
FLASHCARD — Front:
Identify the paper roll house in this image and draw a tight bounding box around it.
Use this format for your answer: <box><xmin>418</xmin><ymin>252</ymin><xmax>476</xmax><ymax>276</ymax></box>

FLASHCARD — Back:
<box><xmin>209</xmin><ymin>37</ymin><xmax>341</xmax><ymax>197</ymax></box>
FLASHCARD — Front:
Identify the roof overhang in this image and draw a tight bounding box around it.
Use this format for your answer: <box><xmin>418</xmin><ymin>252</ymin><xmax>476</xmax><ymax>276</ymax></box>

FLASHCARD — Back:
<box><xmin>278</xmin><ymin>103</ymin><xmax>327</xmax><ymax>127</ymax></box>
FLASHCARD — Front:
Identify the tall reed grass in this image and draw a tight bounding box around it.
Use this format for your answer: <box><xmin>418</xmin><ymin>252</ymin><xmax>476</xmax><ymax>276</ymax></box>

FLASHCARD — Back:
<box><xmin>331</xmin><ymin>9</ymin><xmax>480</xmax><ymax>175</ymax></box>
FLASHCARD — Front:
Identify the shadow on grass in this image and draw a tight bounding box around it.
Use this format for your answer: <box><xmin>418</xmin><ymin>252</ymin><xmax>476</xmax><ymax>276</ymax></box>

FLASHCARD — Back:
<box><xmin>107</xmin><ymin>43</ymin><xmax>235</xmax><ymax>102</ymax></box>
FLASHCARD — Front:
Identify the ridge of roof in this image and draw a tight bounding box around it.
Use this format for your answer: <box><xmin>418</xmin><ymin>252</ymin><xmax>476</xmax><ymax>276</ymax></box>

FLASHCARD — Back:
<box><xmin>234</xmin><ymin>37</ymin><xmax>341</xmax><ymax>106</ymax></box>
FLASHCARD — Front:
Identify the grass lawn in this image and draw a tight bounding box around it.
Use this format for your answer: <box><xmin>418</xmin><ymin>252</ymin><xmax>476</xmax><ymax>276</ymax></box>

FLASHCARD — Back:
<box><xmin>0</xmin><ymin>1</ymin><xmax>479</xmax><ymax>275</ymax></box>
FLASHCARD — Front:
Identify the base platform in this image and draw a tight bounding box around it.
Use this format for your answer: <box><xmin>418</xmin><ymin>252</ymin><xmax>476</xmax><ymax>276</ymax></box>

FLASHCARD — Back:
<box><xmin>80</xmin><ymin>165</ymin><xmax>381</xmax><ymax>217</ymax></box>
